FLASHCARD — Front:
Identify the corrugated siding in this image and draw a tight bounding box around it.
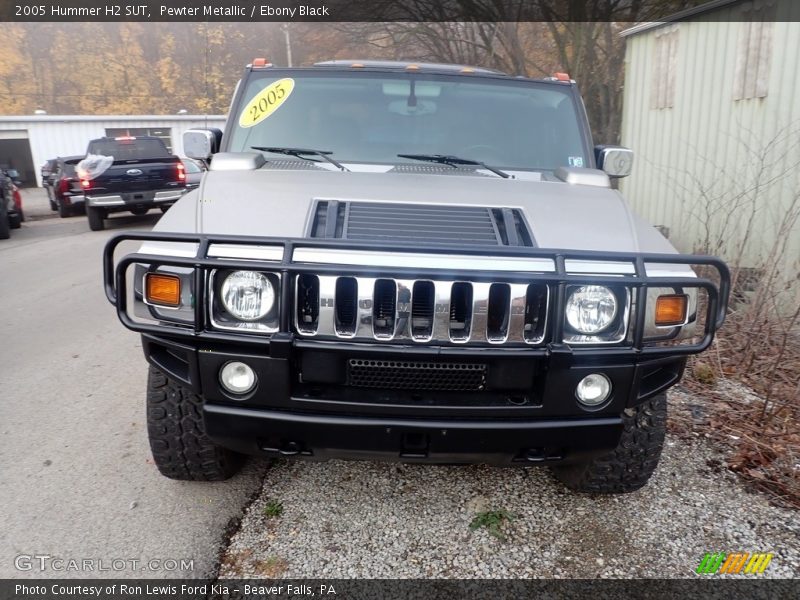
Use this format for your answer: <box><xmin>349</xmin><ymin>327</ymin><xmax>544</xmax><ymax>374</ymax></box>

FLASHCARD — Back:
<box><xmin>620</xmin><ymin>0</ymin><xmax>800</xmax><ymax>273</ymax></box>
<box><xmin>0</xmin><ymin>117</ymin><xmax>226</xmax><ymax>185</ymax></box>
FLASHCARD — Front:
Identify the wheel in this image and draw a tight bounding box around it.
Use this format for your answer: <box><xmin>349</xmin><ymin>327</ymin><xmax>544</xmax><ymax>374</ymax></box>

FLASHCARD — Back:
<box><xmin>9</xmin><ymin>213</ymin><xmax>21</xmax><ymax>229</ymax></box>
<box><xmin>130</xmin><ymin>206</ymin><xmax>149</xmax><ymax>216</ymax></box>
<box><xmin>58</xmin><ymin>200</ymin><xmax>72</xmax><ymax>218</ymax></box>
<box><xmin>0</xmin><ymin>203</ymin><xmax>9</xmax><ymax>239</ymax></box>
<box><xmin>146</xmin><ymin>366</ymin><xmax>244</xmax><ymax>481</ymax></box>
<box><xmin>18</xmin><ymin>207</ymin><xmax>24</xmax><ymax>222</ymax></box>
<box><xmin>551</xmin><ymin>393</ymin><xmax>667</xmax><ymax>493</ymax></box>
<box><xmin>86</xmin><ymin>206</ymin><xmax>105</xmax><ymax>231</ymax></box>
<box><xmin>47</xmin><ymin>188</ymin><xmax>57</xmax><ymax>211</ymax></box>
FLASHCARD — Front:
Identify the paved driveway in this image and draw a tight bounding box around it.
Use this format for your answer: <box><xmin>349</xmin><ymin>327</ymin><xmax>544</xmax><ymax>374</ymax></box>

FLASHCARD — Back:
<box><xmin>0</xmin><ymin>190</ymin><xmax>266</xmax><ymax>579</ymax></box>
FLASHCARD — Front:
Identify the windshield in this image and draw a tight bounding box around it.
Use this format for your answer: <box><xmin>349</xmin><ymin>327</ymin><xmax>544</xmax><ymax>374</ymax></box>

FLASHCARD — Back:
<box><xmin>181</xmin><ymin>159</ymin><xmax>202</xmax><ymax>173</ymax></box>
<box><xmin>227</xmin><ymin>71</ymin><xmax>589</xmax><ymax>171</ymax></box>
<box><xmin>62</xmin><ymin>161</ymin><xmax>79</xmax><ymax>177</ymax></box>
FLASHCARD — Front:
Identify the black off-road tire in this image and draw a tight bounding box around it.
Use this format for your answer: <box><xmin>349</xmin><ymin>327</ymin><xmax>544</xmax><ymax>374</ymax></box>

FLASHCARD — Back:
<box><xmin>87</xmin><ymin>206</ymin><xmax>105</xmax><ymax>231</ymax></box>
<box><xmin>146</xmin><ymin>366</ymin><xmax>244</xmax><ymax>481</ymax></box>
<box><xmin>9</xmin><ymin>212</ymin><xmax>21</xmax><ymax>229</ymax></box>
<box><xmin>552</xmin><ymin>393</ymin><xmax>667</xmax><ymax>493</ymax></box>
<box><xmin>0</xmin><ymin>204</ymin><xmax>9</xmax><ymax>239</ymax></box>
<box><xmin>58</xmin><ymin>200</ymin><xmax>71</xmax><ymax>218</ymax></box>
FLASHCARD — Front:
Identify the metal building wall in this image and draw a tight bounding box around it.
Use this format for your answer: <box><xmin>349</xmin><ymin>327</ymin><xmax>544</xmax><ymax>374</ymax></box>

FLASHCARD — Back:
<box><xmin>619</xmin><ymin>1</ymin><xmax>800</xmax><ymax>270</ymax></box>
<box><xmin>0</xmin><ymin>116</ymin><xmax>226</xmax><ymax>186</ymax></box>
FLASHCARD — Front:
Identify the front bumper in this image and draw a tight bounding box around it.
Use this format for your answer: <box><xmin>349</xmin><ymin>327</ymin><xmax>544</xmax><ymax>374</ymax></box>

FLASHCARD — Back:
<box><xmin>105</xmin><ymin>231</ymin><xmax>728</xmax><ymax>464</ymax></box>
<box><xmin>141</xmin><ymin>332</ymin><xmax>685</xmax><ymax>464</ymax></box>
<box><xmin>204</xmin><ymin>403</ymin><xmax>624</xmax><ymax>465</ymax></box>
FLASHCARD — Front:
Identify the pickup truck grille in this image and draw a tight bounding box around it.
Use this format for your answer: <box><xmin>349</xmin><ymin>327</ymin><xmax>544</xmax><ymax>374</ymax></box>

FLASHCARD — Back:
<box><xmin>294</xmin><ymin>275</ymin><xmax>549</xmax><ymax>345</ymax></box>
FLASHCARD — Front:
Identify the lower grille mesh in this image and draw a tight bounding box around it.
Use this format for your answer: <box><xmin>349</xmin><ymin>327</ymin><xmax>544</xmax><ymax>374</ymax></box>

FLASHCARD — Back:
<box><xmin>348</xmin><ymin>359</ymin><xmax>486</xmax><ymax>391</ymax></box>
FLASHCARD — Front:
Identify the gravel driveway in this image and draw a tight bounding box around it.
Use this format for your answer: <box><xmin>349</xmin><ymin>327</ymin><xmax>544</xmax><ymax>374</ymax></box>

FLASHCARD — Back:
<box><xmin>219</xmin><ymin>390</ymin><xmax>799</xmax><ymax>579</ymax></box>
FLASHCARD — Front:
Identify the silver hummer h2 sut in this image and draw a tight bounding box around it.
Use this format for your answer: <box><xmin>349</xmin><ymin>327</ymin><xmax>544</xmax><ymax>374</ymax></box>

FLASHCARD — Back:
<box><xmin>103</xmin><ymin>60</ymin><xmax>729</xmax><ymax>492</ymax></box>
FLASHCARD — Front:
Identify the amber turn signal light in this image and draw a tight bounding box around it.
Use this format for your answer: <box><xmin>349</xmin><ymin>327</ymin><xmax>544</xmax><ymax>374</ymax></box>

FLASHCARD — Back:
<box><xmin>145</xmin><ymin>273</ymin><xmax>181</xmax><ymax>307</ymax></box>
<box><xmin>655</xmin><ymin>294</ymin><xmax>688</xmax><ymax>326</ymax></box>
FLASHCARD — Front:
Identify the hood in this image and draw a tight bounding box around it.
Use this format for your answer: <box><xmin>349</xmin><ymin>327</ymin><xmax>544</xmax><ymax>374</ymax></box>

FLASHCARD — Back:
<box><xmin>160</xmin><ymin>169</ymin><xmax>676</xmax><ymax>254</ymax></box>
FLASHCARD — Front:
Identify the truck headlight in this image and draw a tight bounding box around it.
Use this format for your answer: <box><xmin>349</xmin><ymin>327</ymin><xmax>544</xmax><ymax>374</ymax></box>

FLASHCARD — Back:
<box><xmin>565</xmin><ymin>285</ymin><xmax>618</xmax><ymax>334</ymax></box>
<box><xmin>221</xmin><ymin>271</ymin><xmax>275</xmax><ymax>321</ymax></box>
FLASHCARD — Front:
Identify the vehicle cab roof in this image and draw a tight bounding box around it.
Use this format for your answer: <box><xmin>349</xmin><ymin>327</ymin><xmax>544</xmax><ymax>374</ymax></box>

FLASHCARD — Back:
<box><xmin>248</xmin><ymin>60</ymin><xmax>573</xmax><ymax>86</ymax></box>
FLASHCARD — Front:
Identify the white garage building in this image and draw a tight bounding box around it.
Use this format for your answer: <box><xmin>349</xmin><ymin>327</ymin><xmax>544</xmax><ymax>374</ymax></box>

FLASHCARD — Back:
<box><xmin>0</xmin><ymin>114</ymin><xmax>226</xmax><ymax>187</ymax></box>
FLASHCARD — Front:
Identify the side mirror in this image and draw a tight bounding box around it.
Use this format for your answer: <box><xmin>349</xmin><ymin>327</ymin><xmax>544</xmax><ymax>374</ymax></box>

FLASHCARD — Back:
<box><xmin>183</xmin><ymin>129</ymin><xmax>222</xmax><ymax>161</ymax></box>
<box><xmin>595</xmin><ymin>145</ymin><xmax>634</xmax><ymax>178</ymax></box>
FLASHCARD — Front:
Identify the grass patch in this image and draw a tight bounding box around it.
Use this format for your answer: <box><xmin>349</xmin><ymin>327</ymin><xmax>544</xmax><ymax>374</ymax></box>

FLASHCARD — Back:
<box><xmin>254</xmin><ymin>556</ymin><xmax>288</xmax><ymax>577</ymax></box>
<box><xmin>262</xmin><ymin>499</ymin><xmax>284</xmax><ymax>518</ymax></box>
<box><xmin>469</xmin><ymin>509</ymin><xmax>514</xmax><ymax>541</ymax></box>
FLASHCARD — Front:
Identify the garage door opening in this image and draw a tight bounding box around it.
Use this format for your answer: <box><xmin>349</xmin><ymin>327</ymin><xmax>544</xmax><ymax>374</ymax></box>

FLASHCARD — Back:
<box><xmin>0</xmin><ymin>134</ymin><xmax>35</xmax><ymax>188</ymax></box>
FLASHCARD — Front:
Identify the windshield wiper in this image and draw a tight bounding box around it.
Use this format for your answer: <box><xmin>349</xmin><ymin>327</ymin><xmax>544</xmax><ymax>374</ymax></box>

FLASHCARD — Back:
<box><xmin>397</xmin><ymin>154</ymin><xmax>510</xmax><ymax>179</ymax></box>
<box><xmin>251</xmin><ymin>146</ymin><xmax>349</xmax><ymax>172</ymax></box>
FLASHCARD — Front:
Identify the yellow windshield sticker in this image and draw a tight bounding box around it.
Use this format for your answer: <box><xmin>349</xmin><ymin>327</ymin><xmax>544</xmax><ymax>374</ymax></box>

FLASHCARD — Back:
<box><xmin>238</xmin><ymin>78</ymin><xmax>295</xmax><ymax>128</ymax></box>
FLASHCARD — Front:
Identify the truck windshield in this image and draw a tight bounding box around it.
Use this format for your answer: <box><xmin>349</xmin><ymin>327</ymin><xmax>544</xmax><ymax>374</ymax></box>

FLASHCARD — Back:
<box><xmin>228</xmin><ymin>71</ymin><xmax>589</xmax><ymax>172</ymax></box>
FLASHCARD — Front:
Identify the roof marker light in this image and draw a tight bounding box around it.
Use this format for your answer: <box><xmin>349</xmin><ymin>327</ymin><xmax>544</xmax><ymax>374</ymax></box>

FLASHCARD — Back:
<box><xmin>351</xmin><ymin>63</ymin><xmax>365</xmax><ymax>68</ymax></box>
<box><xmin>252</xmin><ymin>58</ymin><xmax>269</xmax><ymax>67</ymax></box>
<box><xmin>405</xmin><ymin>64</ymin><xmax>420</xmax><ymax>71</ymax></box>
<box><xmin>554</xmin><ymin>72</ymin><xmax>571</xmax><ymax>81</ymax></box>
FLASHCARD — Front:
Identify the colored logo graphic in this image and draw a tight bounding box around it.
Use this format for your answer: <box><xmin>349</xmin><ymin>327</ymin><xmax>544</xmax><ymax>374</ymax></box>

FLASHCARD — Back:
<box><xmin>697</xmin><ymin>552</ymin><xmax>773</xmax><ymax>574</ymax></box>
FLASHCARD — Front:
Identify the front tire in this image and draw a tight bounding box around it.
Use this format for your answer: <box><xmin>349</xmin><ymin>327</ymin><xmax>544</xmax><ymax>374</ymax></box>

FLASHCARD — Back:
<box><xmin>146</xmin><ymin>366</ymin><xmax>244</xmax><ymax>481</ymax></box>
<box><xmin>86</xmin><ymin>206</ymin><xmax>105</xmax><ymax>231</ymax></box>
<box><xmin>58</xmin><ymin>200</ymin><xmax>71</xmax><ymax>218</ymax></box>
<box><xmin>0</xmin><ymin>203</ymin><xmax>9</xmax><ymax>239</ymax></box>
<box><xmin>551</xmin><ymin>393</ymin><xmax>667</xmax><ymax>493</ymax></box>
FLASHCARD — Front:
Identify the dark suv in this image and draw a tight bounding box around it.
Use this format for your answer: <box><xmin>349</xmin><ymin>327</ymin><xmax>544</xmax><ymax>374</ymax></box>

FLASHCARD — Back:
<box><xmin>0</xmin><ymin>168</ymin><xmax>23</xmax><ymax>239</ymax></box>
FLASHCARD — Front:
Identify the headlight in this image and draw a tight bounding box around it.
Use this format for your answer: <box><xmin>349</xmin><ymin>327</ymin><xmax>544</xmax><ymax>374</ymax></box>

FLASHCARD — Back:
<box><xmin>565</xmin><ymin>285</ymin><xmax>618</xmax><ymax>334</ymax></box>
<box><xmin>221</xmin><ymin>271</ymin><xmax>275</xmax><ymax>321</ymax></box>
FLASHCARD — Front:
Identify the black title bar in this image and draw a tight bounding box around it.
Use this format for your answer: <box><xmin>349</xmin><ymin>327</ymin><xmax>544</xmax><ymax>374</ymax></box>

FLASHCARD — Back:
<box><xmin>1</xmin><ymin>0</ymin><xmax>795</xmax><ymax>23</ymax></box>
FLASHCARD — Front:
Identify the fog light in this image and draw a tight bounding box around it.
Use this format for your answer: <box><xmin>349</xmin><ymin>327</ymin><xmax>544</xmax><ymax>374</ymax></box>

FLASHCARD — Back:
<box><xmin>219</xmin><ymin>361</ymin><xmax>256</xmax><ymax>395</ymax></box>
<box><xmin>576</xmin><ymin>373</ymin><xmax>611</xmax><ymax>406</ymax></box>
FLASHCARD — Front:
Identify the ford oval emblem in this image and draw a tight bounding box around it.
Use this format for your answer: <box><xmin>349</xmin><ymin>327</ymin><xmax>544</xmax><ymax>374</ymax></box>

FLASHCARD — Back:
<box><xmin>126</xmin><ymin>168</ymin><xmax>143</xmax><ymax>176</ymax></box>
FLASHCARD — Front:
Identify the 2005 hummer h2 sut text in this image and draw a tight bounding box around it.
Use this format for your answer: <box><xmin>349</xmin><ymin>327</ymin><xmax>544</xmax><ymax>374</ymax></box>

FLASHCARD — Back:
<box><xmin>103</xmin><ymin>60</ymin><xmax>730</xmax><ymax>493</ymax></box>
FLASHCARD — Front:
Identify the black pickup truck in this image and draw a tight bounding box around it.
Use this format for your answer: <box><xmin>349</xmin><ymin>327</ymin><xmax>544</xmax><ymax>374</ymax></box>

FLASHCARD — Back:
<box><xmin>81</xmin><ymin>136</ymin><xmax>188</xmax><ymax>231</ymax></box>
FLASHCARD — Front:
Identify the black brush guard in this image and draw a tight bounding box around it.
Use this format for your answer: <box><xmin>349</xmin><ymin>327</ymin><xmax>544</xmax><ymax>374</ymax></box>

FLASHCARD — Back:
<box><xmin>103</xmin><ymin>232</ymin><xmax>730</xmax><ymax>358</ymax></box>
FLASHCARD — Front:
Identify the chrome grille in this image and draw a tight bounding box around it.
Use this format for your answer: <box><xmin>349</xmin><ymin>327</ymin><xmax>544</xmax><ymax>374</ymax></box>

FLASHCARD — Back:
<box><xmin>294</xmin><ymin>275</ymin><xmax>549</xmax><ymax>345</ymax></box>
